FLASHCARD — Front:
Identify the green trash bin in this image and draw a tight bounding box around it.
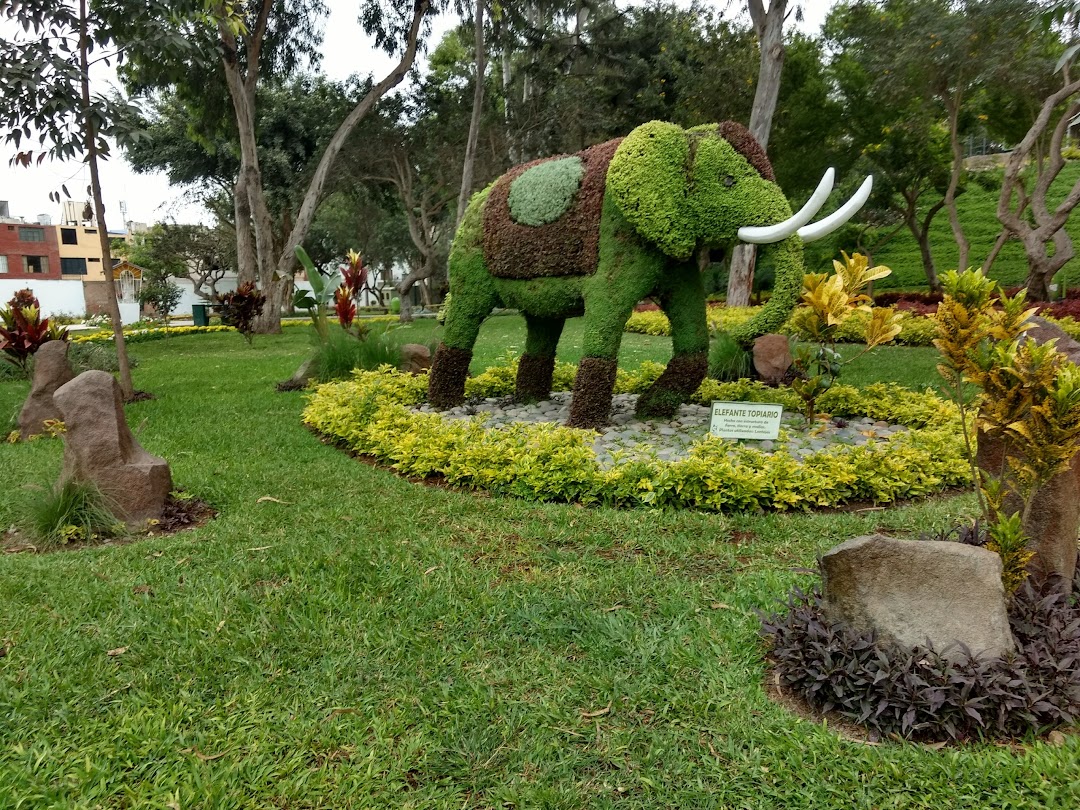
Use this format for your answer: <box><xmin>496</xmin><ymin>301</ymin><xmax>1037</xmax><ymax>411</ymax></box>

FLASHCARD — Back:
<box><xmin>192</xmin><ymin>304</ymin><xmax>210</xmax><ymax>327</ymax></box>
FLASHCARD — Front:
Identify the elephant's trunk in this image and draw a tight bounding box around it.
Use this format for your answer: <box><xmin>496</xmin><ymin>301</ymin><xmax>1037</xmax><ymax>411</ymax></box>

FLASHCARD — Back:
<box><xmin>728</xmin><ymin>234</ymin><xmax>803</xmax><ymax>345</ymax></box>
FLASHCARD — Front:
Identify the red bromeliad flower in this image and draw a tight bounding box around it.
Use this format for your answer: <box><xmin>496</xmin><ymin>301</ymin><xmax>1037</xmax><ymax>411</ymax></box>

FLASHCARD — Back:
<box><xmin>341</xmin><ymin>249</ymin><xmax>367</xmax><ymax>298</ymax></box>
<box><xmin>0</xmin><ymin>290</ymin><xmax>68</xmax><ymax>372</ymax></box>
<box><xmin>334</xmin><ymin>285</ymin><xmax>357</xmax><ymax>330</ymax></box>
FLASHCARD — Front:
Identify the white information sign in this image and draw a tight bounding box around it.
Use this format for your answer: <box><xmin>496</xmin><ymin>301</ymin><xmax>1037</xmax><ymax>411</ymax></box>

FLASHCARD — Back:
<box><xmin>710</xmin><ymin>401</ymin><xmax>783</xmax><ymax>440</ymax></box>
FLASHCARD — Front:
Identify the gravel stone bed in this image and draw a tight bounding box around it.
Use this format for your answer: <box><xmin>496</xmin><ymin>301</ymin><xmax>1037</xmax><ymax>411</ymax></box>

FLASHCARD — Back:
<box><xmin>415</xmin><ymin>392</ymin><xmax>908</xmax><ymax>469</ymax></box>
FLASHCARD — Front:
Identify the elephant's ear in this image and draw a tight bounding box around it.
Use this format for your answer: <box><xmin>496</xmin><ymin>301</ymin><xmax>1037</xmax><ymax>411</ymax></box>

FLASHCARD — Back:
<box><xmin>606</xmin><ymin>121</ymin><xmax>696</xmax><ymax>260</ymax></box>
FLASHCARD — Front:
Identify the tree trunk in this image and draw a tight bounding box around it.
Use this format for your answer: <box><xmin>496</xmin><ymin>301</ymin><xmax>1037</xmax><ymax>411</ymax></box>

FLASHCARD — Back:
<box><xmin>726</xmin><ymin>0</ymin><xmax>786</xmax><ymax>308</ymax></box>
<box><xmin>997</xmin><ymin>76</ymin><xmax>1080</xmax><ymax>302</ymax></box>
<box><xmin>943</xmin><ymin>93</ymin><xmax>970</xmax><ymax>271</ymax></box>
<box><xmin>233</xmin><ymin>173</ymin><xmax>257</xmax><ymax>286</ymax></box>
<box><xmin>274</xmin><ymin>0</ymin><xmax>431</xmax><ymax>287</ymax></box>
<box><xmin>456</xmin><ymin>0</ymin><xmax>486</xmax><ymax>230</ymax></box>
<box><xmin>1025</xmin><ymin>264</ymin><xmax>1053</xmax><ymax>301</ymax></box>
<box><xmin>79</xmin><ymin>0</ymin><xmax>134</xmax><ymax>399</ymax></box>
<box><xmin>218</xmin><ymin>21</ymin><xmax>282</xmax><ymax>333</ymax></box>
<box><xmin>980</xmin><ymin>229</ymin><xmax>1011</xmax><ymax>276</ymax></box>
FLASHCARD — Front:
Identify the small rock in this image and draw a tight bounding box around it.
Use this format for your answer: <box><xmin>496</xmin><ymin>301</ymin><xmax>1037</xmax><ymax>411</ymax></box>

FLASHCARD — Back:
<box><xmin>753</xmin><ymin>334</ymin><xmax>794</xmax><ymax>385</ymax></box>
<box><xmin>399</xmin><ymin>344</ymin><xmax>431</xmax><ymax>374</ymax></box>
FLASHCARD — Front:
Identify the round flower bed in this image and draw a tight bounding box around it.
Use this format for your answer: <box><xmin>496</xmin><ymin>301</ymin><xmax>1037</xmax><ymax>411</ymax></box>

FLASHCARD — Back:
<box><xmin>303</xmin><ymin>360</ymin><xmax>970</xmax><ymax>512</ymax></box>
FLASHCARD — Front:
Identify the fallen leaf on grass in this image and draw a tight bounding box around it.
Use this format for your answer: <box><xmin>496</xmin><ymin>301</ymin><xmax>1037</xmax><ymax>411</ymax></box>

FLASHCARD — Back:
<box><xmin>423</xmin><ymin>566</ymin><xmax>439</xmax><ymax>576</ymax></box>
<box><xmin>245</xmin><ymin>546</ymin><xmax>272</xmax><ymax>553</ymax></box>
<box><xmin>215</xmin><ymin>620</ymin><xmax>226</xmax><ymax>632</ymax></box>
<box><xmin>106</xmin><ymin>647</ymin><xmax>128</xmax><ymax>657</ymax></box>
<box><xmin>328</xmin><ymin>707</ymin><xmax>361</xmax><ymax>719</ymax></box>
<box><xmin>1048</xmin><ymin>730</ymin><xmax>1067</xmax><ymax>747</ymax></box>
<box><xmin>922</xmin><ymin>740</ymin><xmax>948</xmax><ymax>751</ymax></box>
<box><xmin>256</xmin><ymin>496</ymin><xmax>292</xmax><ymax>505</ymax></box>
<box><xmin>604</xmin><ymin>605</ymin><xmax>624</xmax><ymax>612</ymax></box>
<box><xmin>132</xmin><ymin>585</ymin><xmax>153</xmax><ymax>596</ymax></box>
<box><xmin>580</xmin><ymin>705</ymin><xmax>611</xmax><ymax>719</ymax></box>
<box><xmin>710</xmin><ymin>602</ymin><xmax>732</xmax><ymax>610</ymax></box>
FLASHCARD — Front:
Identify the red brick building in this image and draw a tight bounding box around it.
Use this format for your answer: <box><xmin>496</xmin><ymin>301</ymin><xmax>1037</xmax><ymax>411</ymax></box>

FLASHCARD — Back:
<box><xmin>0</xmin><ymin>221</ymin><xmax>62</xmax><ymax>280</ymax></box>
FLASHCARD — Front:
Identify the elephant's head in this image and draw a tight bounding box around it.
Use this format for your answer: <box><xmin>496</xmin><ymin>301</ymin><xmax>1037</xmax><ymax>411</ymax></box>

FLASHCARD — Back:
<box><xmin>605</xmin><ymin>120</ymin><xmax>871</xmax><ymax>261</ymax></box>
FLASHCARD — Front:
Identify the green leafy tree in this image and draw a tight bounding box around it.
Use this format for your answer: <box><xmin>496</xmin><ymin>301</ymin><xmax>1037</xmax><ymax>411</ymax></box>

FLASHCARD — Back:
<box><xmin>137</xmin><ymin>277</ymin><xmax>184</xmax><ymax>333</ymax></box>
<box><xmin>0</xmin><ymin>0</ymin><xmax>193</xmax><ymax>398</ymax></box>
<box><xmin>122</xmin><ymin>0</ymin><xmax>436</xmax><ymax>333</ymax></box>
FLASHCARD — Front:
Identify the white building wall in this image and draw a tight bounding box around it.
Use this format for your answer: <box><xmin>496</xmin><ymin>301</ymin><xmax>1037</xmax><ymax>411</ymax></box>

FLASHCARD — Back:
<box><xmin>171</xmin><ymin>277</ymin><xmax>239</xmax><ymax>314</ymax></box>
<box><xmin>0</xmin><ymin>279</ymin><xmax>86</xmax><ymax>319</ymax></box>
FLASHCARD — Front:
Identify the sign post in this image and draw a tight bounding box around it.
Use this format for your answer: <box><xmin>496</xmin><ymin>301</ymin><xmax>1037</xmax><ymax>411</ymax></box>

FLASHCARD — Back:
<box><xmin>710</xmin><ymin>401</ymin><xmax>783</xmax><ymax>441</ymax></box>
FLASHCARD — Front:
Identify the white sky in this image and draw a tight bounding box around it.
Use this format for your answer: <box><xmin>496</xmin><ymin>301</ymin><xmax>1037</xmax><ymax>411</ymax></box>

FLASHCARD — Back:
<box><xmin>0</xmin><ymin>1</ymin><xmax>834</xmax><ymax>229</ymax></box>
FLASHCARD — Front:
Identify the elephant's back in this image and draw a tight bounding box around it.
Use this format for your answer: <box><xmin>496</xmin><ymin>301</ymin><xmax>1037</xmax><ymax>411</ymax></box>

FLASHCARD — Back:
<box><xmin>482</xmin><ymin>138</ymin><xmax>622</xmax><ymax>279</ymax></box>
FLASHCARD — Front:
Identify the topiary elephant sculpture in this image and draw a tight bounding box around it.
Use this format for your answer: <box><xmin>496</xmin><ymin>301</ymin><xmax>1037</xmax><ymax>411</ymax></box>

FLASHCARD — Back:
<box><xmin>428</xmin><ymin>120</ymin><xmax>871</xmax><ymax>429</ymax></box>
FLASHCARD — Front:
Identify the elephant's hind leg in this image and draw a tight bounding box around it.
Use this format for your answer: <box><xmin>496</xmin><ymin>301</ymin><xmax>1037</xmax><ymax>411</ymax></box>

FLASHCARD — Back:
<box><xmin>635</xmin><ymin>263</ymin><xmax>709</xmax><ymax>419</ymax></box>
<box><xmin>516</xmin><ymin>316</ymin><xmax>565</xmax><ymax>403</ymax></box>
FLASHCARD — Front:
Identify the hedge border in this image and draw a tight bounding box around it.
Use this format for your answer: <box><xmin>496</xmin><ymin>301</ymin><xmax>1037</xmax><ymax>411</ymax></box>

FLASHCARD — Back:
<box><xmin>303</xmin><ymin>363</ymin><xmax>969</xmax><ymax>513</ymax></box>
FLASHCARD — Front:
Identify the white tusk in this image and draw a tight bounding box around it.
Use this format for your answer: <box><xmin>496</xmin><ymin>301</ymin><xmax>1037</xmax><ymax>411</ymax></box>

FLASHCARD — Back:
<box><xmin>797</xmin><ymin>175</ymin><xmax>874</xmax><ymax>243</ymax></box>
<box><xmin>737</xmin><ymin>167</ymin><xmax>835</xmax><ymax>245</ymax></box>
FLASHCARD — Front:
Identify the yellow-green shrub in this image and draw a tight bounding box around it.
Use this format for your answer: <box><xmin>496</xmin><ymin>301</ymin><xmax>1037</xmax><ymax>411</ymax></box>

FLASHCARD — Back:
<box><xmin>72</xmin><ymin>325</ymin><xmax>236</xmax><ymax>344</ymax></box>
<box><xmin>303</xmin><ymin>364</ymin><xmax>968</xmax><ymax>513</ymax></box>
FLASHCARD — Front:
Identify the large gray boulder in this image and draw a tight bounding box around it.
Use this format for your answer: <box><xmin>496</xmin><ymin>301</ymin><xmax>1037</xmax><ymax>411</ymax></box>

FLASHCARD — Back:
<box><xmin>18</xmin><ymin>340</ymin><xmax>74</xmax><ymax>439</ymax></box>
<box><xmin>821</xmin><ymin>534</ymin><xmax>1015</xmax><ymax>661</ymax></box>
<box><xmin>53</xmin><ymin>370</ymin><xmax>171</xmax><ymax>526</ymax></box>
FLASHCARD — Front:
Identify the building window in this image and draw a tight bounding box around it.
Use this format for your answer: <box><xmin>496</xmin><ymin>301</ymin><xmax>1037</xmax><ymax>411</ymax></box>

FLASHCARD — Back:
<box><xmin>18</xmin><ymin>227</ymin><xmax>45</xmax><ymax>242</ymax></box>
<box><xmin>61</xmin><ymin>257</ymin><xmax>87</xmax><ymax>275</ymax></box>
<box><xmin>84</xmin><ymin>228</ymin><xmax>97</xmax><ymax>235</ymax></box>
<box><xmin>0</xmin><ymin>256</ymin><xmax>7</xmax><ymax>273</ymax></box>
<box><xmin>61</xmin><ymin>228</ymin><xmax>78</xmax><ymax>245</ymax></box>
<box><xmin>24</xmin><ymin>256</ymin><xmax>49</xmax><ymax>274</ymax></box>
<box><xmin>88</xmin><ymin>257</ymin><xmax>101</xmax><ymax>263</ymax></box>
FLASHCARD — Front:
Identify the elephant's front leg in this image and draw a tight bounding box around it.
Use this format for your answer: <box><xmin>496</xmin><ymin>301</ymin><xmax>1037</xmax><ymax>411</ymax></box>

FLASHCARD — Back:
<box><xmin>516</xmin><ymin>315</ymin><xmax>565</xmax><ymax>403</ymax></box>
<box><xmin>635</xmin><ymin>262</ymin><xmax>709</xmax><ymax>419</ymax></box>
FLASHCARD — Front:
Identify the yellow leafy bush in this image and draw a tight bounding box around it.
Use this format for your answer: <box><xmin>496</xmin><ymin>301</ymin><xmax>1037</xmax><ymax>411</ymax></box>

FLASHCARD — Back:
<box><xmin>302</xmin><ymin>364</ymin><xmax>968</xmax><ymax>513</ymax></box>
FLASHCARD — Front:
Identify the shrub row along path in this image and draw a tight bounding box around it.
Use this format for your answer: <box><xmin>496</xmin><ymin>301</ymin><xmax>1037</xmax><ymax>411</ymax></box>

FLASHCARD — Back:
<box><xmin>419</xmin><ymin>392</ymin><xmax>909</xmax><ymax>467</ymax></box>
<box><xmin>0</xmin><ymin>324</ymin><xmax>1076</xmax><ymax>808</ymax></box>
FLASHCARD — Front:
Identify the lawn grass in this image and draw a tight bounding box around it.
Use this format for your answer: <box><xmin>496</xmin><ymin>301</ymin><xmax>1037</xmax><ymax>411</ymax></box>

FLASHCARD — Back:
<box><xmin>0</xmin><ymin>327</ymin><xmax>1075</xmax><ymax>808</ymax></box>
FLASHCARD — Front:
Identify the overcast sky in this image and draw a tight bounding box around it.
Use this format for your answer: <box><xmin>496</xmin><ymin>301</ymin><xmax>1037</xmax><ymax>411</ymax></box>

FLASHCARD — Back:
<box><xmin>0</xmin><ymin>0</ymin><xmax>834</xmax><ymax>229</ymax></box>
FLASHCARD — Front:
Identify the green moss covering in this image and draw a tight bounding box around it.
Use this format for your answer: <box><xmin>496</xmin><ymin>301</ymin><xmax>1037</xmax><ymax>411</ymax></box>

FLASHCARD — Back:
<box><xmin>430</xmin><ymin>119</ymin><xmax>811</xmax><ymax>423</ymax></box>
<box><xmin>507</xmin><ymin>156</ymin><xmax>585</xmax><ymax>226</ymax></box>
<box><xmin>442</xmin><ymin>183</ymin><xmax>498</xmax><ymax>352</ymax></box>
<box><xmin>606</xmin><ymin>121</ymin><xmax>696</xmax><ymax>260</ymax></box>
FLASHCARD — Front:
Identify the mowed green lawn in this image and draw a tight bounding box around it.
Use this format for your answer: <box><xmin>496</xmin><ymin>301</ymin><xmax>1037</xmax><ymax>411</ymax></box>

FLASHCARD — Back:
<box><xmin>0</xmin><ymin>322</ymin><xmax>1074</xmax><ymax>808</ymax></box>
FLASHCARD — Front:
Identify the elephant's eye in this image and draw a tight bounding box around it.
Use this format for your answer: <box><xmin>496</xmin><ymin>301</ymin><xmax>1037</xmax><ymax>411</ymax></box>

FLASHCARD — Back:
<box><xmin>722</xmin><ymin>175</ymin><xmax>736</xmax><ymax>188</ymax></box>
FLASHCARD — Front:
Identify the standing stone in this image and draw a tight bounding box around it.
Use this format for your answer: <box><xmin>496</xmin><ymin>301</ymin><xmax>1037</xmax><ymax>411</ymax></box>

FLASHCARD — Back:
<box><xmin>821</xmin><ymin>534</ymin><xmax>1015</xmax><ymax>661</ymax></box>
<box><xmin>752</xmin><ymin>334</ymin><xmax>793</xmax><ymax>385</ymax></box>
<box><xmin>974</xmin><ymin>315</ymin><xmax>1080</xmax><ymax>585</ymax></box>
<box><xmin>976</xmin><ymin>432</ymin><xmax>1079</xmax><ymax>585</ymax></box>
<box><xmin>53</xmin><ymin>370</ymin><xmax>172</xmax><ymax>526</ymax></box>
<box><xmin>400</xmin><ymin>343</ymin><xmax>432</xmax><ymax>374</ymax></box>
<box><xmin>18</xmin><ymin>340</ymin><xmax>75</xmax><ymax>439</ymax></box>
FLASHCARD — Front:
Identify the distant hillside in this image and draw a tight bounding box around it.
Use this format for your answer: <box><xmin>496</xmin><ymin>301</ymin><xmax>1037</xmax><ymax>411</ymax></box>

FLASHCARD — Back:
<box><xmin>803</xmin><ymin>160</ymin><xmax>1080</xmax><ymax>291</ymax></box>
